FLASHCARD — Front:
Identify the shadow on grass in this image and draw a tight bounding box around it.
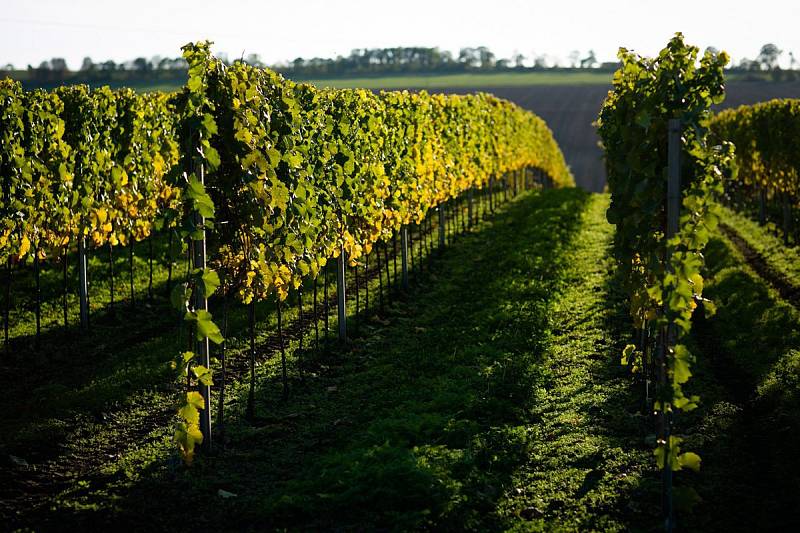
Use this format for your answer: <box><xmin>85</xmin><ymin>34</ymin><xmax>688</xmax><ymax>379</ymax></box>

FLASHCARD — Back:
<box><xmin>678</xmin><ymin>234</ymin><xmax>800</xmax><ymax>531</ymax></box>
<box><xmin>498</xmin><ymin>193</ymin><xmax>657</xmax><ymax>529</ymax></box>
<box><xmin>25</xmin><ymin>188</ymin><xmax>600</xmax><ymax>531</ymax></box>
<box><xmin>0</xmin><ymin>232</ymin><xmax>335</xmax><ymax>521</ymax></box>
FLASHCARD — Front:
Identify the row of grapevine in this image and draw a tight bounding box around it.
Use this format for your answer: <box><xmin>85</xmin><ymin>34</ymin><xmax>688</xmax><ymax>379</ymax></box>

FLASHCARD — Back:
<box><xmin>597</xmin><ymin>34</ymin><xmax>735</xmax><ymax>530</ymax></box>
<box><xmin>710</xmin><ymin>99</ymin><xmax>800</xmax><ymax>241</ymax></box>
<box><xmin>0</xmin><ymin>47</ymin><xmax>571</xmax><ymax>301</ymax></box>
<box><xmin>0</xmin><ymin>80</ymin><xmax>182</xmax><ymax>347</ymax></box>
<box><xmin>173</xmin><ymin>41</ymin><xmax>573</xmax><ymax>460</ymax></box>
<box><xmin>1</xmin><ymin>41</ymin><xmax>573</xmax><ymax>463</ymax></box>
<box><xmin>176</xmin><ymin>42</ymin><xmax>572</xmax><ymax>306</ymax></box>
<box><xmin>0</xmin><ymin>80</ymin><xmax>181</xmax><ymax>262</ymax></box>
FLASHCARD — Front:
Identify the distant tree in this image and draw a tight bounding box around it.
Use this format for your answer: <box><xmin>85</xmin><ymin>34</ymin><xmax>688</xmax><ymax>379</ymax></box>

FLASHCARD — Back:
<box><xmin>163</xmin><ymin>57</ymin><xmax>187</xmax><ymax>70</ymax></box>
<box><xmin>1</xmin><ymin>63</ymin><xmax>14</xmax><ymax>71</ymax></box>
<box><xmin>568</xmin><ymin>50</ymin><xmax>581</xmax><ymax>68</ymax></box>
<box><xmin>737</xmin><ymin>57</ymin><xmax>761</xmax><ymax>71</ymax></box>
<box><xmin>476</xmin><ymin>46</ymin><xmax>495</xmax><ymax>69</ymax></box>
<box><xmin>496</xmin><ymin>58</ymin><xmax>511</xmax><ymax>69</ymax></box>
<box><xmin>245</xmin><ymin>53</ymin><xmax>264</xmax><ymax>67</ymax></box>
<box><xmin>100</xmin><ymin>60</ymin><xmax>117</xmax><ymax>71</ymax></box>
<box><xmin>132</xmin><ymin>57</ymin><xmax>150</xmax><ymax>72</ymax></box>
<box><xmin>80</xmin><ymin>57</ymin><xmax>94</xmax><ymax>71</ymax></box>
<box><xmin>580</xmin><ymin>50</ymin><xmax>598</xmax><ymax>68</ymax></box>
<box><xmin>513</xmin><ymin>52</ymin><xmax>526</xmax><ymax>68</ymax></box>
<box><xmin>458</xmin><ymin>47</ymin><xmax>481</xmax><ymax>68</ymax></box>
<box><xmin>789</xmin><ymin>51</ymin><xmax>797</xmax><ymax>70</ymax></box>
<box><xmin>533</xmin><ymin>55</ymin><xmax>548</xmax><ymax>69</ymax></box>
<box><xmin>440</xmin><ymin>49</ymin><xmax>454</xmax><ymax>66</ymax></box>
<box><xmin>38</xmin><ymin>60</ymin><xmax>51</xmax><ymax>70</ymax></box>
<box><xmin>757</xmin><ymin>43</ymin><xmax>782</xmax><ymax>70</ymax></box>
<box><xmin>704</xmin><ymin>46</ymin><xmax>719</xmax><ymax>57</ymax></box>
<box><xmin>50</xmin><ymin>58</ymin><xmax>68</xmax><ymax>72</ymax></box>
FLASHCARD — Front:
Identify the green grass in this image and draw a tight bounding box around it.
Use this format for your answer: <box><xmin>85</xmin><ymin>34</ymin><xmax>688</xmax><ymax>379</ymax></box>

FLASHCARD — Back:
<box><xmin>5</xmin><ymin>189</ymin><xmax>659</xmax><ymax>531</ymax></box>
<box><xmin>675</xmin><ymin>228</ymin><xmax>800</xmax><ymax>531</ymax></box>
<box><xmin>6</xmin><ymin>70</ymin><xmax>612</xmax><ymax>93</ymax></box>
<box><xmin>718</xmin><ymin>203</ymin><xmax>800</xmax><ymax>287</ymax></box>
<box><xmin>296</xmin><ymin>71</ymin><xmax>612</xmax><ymax>89</ymax></box>
<box><xmin>9</xmin><ymin>189</ymin><xmax>800</xmax><ymax>530</ymax></box>
<box><xmin>8</xmin><ymin>68</ymin><xmax>793</xmax><ymax>93</ymax></box>
<box><xmin>703</xmin><ymin>234</ymin><xmax>800</xmax><ymax>383</ymax></box>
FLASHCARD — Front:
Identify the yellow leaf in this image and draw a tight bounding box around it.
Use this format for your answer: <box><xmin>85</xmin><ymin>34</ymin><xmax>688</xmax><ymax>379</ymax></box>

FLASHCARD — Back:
<box><xmin>276</xmin><ymin>284</ymin><xmax>288</xmax><ymax>301</ymax></box>
<box><xmin>179</xmin><ymin>404</ymin><xmax>200</xmax><ymax>426</ymax></box>
<box><xmin>186</xmin><ymin>391</ymin><xmax>205</xmax><ymax>409</ymax></box>
<box><xmin>19</xmin><ymin>235</ymin><xmax>30</xmax><ymax>258</ymax></box>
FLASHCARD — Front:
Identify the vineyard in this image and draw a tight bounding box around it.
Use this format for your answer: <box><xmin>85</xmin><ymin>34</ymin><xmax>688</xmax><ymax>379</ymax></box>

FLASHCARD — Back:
<box><xmin>2</xmin><ymin>35</ymin><xmax>800</xmax><ymax>531</ymax></box>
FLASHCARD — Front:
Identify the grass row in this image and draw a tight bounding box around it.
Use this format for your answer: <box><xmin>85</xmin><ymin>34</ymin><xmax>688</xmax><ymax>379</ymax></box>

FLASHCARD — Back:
<box><xmin>11</xmin><ymin>188</ymin><xmax>800</xmax><ymax>530</ymax></box>
<box><xmin>673</xmin><ymin>221</ymin><xmax>800</xmax><ymax>531</ymax></box>
<box><xmin>9</xmin><ymin>189</ymin><xmax>660</xmax><ymax>531</ymax></box>
<box><xmin>1</xmin><ymin>183</ymin><xmax>522</xmax><ymax>527</ymax></box>
<box><xmin>718</xmin><ymin>203</ymin><xmax>800</xmax><ymax>287</ymax></box>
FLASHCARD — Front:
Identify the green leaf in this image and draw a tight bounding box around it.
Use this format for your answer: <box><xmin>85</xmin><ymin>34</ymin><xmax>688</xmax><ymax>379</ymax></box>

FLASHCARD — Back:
<box><xmin>202</xmin><ymin>113</ymin><xmax>218</xmax><ymax>135</ymax></box>
<box><xmin>672</xmin><ymin>345</ymin><xmax>692</xmax><ymax>384</ymax></box>
<box><xmin>187</xmin><ymin>174</ymin><xmax>215</xmax><ymax>219</ymax></box>
<box><xmin>195</xmin><ymin>309</ymin><xmax>224</xmax><ymax>344</ymax></box>
<box><xmin>268</xmin><ymin>176</ymin><xmax>290</xmax><ymax>212</ymax></box>
<box><xmin>284</xmin><ymin>152</ymin><xmax>303</xmax><ymax>169</ymax></box>
<box><xmin>192</xmin><ymin>365</ymin><xmax>214</xmax><ymax>386</ymax></box>
<box><xmin>205</xmin><ymin>145</ymin><xmax>221</xmax><ymax>169</ymax></box>
<box><xmin>187</xmin><ymin>76</ymin><xmax>202</xmax><ymax>92</ymax></box>
<box><xmin>200</xmin><ymin>268</ymin><xmax>220</xmax><ymax>298</ymax></box>
<box><xmin>266</xmin><ymin>147</ymin><xmax>281</xmax><ymax>167</ymax></box>
<box><xmin>58</xmin><ymin>162</ymin><xmax>69</xmax><ymax>181</ymax></box>
<box><xmin>678</xmin><ymin>451</ymin><xmax>701</xmax><ymax>471</ymax></box>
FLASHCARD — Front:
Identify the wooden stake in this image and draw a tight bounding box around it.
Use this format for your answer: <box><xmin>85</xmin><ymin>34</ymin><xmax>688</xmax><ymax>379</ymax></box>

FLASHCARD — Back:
<box><xmin>278</xmin><ymin>299</ymin><xmax>288</xmax><ymax>399</ymax></box>
<box><xmin>401</xmin><ymin>226</ymin><xmax>409</xmax><ymax>290</ymax></box>
<box><xmin>337</xmin><ymin>245</ymin><xmax>347</xmax><ymax>341</ymax></box>
<box><xmin>78</xmin><ymin>237</ymin><xmax>89</xmax><ymax>329</ymax></box>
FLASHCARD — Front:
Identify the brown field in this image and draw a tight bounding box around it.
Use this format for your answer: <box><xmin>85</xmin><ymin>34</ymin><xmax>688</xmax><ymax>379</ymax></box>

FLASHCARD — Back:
<box><xmin>440</xmin><ymin>82</ymin><xmax>800</xmax><ymax>192</ymax></box>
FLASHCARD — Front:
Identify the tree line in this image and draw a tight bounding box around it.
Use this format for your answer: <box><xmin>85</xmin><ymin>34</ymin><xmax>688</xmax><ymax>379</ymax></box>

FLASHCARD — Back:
<box><xmin>2</xmin><ymin>43</ymin><xmax>797</xmax><ymax>86</ymax></box>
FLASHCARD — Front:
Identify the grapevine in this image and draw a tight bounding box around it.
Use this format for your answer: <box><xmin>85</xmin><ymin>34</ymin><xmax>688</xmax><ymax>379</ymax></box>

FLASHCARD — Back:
<box><xmin>0</xmin><ymin>42</ymin><xmax>572</xmax><ymax>464</ymax></box>
<box><xmin>597</xmin><ymin>33</ymin><xmax>735</xmax><ymax>524</ymax></box>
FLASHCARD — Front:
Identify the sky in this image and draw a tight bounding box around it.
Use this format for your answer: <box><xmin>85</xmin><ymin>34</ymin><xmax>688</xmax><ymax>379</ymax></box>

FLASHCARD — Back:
<box><xmin>1</xmin><ymin>0</ymin><xmax>799</xmax><ymax>70</ymax></box>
